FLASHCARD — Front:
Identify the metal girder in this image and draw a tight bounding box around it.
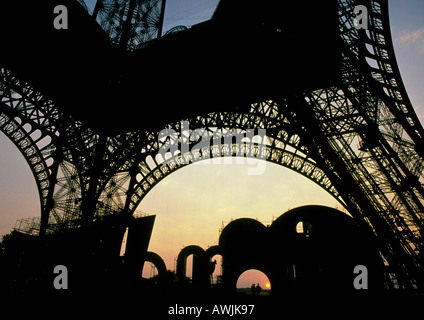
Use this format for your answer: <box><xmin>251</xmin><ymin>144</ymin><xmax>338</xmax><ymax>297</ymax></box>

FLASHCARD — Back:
<box><xmin>92</xmin><ymin>0</ymin><xmax>164</xmax><ymax>50</ymax></box>
<box><xmin>124</xmin><ymin>104</ymin><xmax>344</xmax><ymax>213</ymax></box>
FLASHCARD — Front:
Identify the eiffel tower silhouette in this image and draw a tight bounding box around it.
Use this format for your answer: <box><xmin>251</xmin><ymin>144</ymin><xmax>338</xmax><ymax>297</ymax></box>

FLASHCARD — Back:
<box><xmin>0</xmin><ymin>0</ymin><xmax>423</xmax><ymax>292</ymax></box>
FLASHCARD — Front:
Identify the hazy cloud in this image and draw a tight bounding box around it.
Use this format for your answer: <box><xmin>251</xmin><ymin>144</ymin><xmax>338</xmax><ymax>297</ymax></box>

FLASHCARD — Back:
<box><xmin>397</xmin><ymin>28</ymin><xmax>424</xmax><ymax>53</ymax></box>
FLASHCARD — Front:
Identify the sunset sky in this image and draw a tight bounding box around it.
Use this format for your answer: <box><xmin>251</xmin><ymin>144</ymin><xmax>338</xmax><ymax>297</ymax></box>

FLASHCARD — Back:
<box><xmin>0</xmin><ymin>0</ymin><xmax>423</xmax><ymax>288</ymax></box>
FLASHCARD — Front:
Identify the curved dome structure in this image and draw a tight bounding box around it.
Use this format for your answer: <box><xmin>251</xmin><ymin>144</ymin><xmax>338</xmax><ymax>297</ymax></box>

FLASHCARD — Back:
<box><xmin>270</xmin><ymin>205</ymin><xmax>357</xmax><ymax>239</ymax></box>
<box><xmin>219</xmin><ymin>218</ymin><xmax>267</xmax><ymax>249</ymax></box>
<box><xmin>217</xmin><ymin>206</ymin><xmax>384</xmax><ymax>294</ymax></box>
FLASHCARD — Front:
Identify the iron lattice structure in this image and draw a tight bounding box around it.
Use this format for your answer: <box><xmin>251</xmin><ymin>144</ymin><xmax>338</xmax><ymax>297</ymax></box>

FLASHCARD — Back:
<box><xmin>1</xmin><ymin>0</ymin><xmax>424</xmax><ymax>289</ymax></box>
<box><xmin>91</xmin><ymin>0</ymin><xmax>165</xmax><ymax>49</ymax></box>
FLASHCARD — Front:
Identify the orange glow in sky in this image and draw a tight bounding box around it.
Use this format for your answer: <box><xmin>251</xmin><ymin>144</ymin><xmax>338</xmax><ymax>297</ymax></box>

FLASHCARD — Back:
<box><xmin>140</xmin><ymin>160</ymin><xmax>341</xmax><ymax>279</ymax></box>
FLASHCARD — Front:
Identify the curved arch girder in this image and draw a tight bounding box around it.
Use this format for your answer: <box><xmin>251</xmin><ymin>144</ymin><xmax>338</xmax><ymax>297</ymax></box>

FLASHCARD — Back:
<box><xmin>0</xmin><ymin>66</ymin><xmax>101</xmax><ymax>231</ymax></box>
<box><xmin>125</xmin><ymin>108</ymin><xmax>344</xmax><ymax>213</ymax></box>
<box><xmin>0</xmin><ymin>104</ymin><xmax>59</xmax><ymax>227</ymax></box>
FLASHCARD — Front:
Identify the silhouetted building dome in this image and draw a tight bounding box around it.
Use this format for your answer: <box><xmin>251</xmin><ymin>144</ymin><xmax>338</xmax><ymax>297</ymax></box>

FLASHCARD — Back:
<box><xmin>219</xmin><ymin>218</ymin><xmax>267</xmax><ymax>256</ymax></box>
<box><xmin>270</xmin><ymin>205</ymin><xmax>356</xmax><ymax>240</ymax></box>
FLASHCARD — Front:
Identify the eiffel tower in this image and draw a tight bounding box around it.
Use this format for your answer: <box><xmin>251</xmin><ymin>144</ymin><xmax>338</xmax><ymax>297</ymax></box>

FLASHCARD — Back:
<box><xmin>0</xmin><ymin>0</ymin><xmax>423</xmax><ymax>292</ymax></box>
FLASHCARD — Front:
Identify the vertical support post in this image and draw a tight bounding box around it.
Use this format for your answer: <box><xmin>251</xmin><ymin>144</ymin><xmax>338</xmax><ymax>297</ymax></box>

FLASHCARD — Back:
<box><xmin>81</xmin><ymin>136</ymin><xmax>107</xmax><ymax>229</ymax></box>
<box><xmin>39</xmin><ymin>163</ymin><xmax>59</xmax><ymax>236</ymax></box>
<box><xmin>92</xmin><ymin>0</ymin><xmax>104</xmax><ymax>19</ymax></box>
<box><xmin>40</xmin><ymin>145</ymin><xmax>63</xmax><ymax>236</ymax></box>
<box><xmin>120</xmin><ymin>0</ymin><xmax>137</xmax><ymax>50</ymax></box>
<box><xmin>157</xmin><ymin>0</ymin><xmax>167</xmax><ymax>38</ymax></box>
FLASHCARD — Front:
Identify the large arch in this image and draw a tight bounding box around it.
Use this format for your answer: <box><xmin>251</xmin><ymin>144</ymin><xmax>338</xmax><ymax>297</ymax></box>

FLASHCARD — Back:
<box><xmin>125</xmin><ymin>103</ymin><xmax>346</xmax><ymax>213</ymax></box>
<box><xmin>0</xmin><ymin>68</ymin><xmax>60</xmax><ymax>232</ymax></box>
<box><xmin>0</xmin><ymin>66</ymin><xmax>342</xmax><ymax>235</ymax></box>
<box><xmin>236</xmin><ymin>269</ymin><xmax>272</xmax><ymax>296</ymax></box>
<box><xmin>142</xmin><ymin>251</ymin><xmax>167</xmax><ymax>283</ymax></box>
<box><xmin>176</xmin><ymin>245</ymin><xmax>211</xmax><ymax>286</ymax></box>
<box><xmin>0</xmin><ymin>66</ymin><xmax>104</xmax><ymax>233</ymax></box>
<box><xmin>0</xmin><ymin>65</ymin><xmax>148</xmax><ymax>232</ymax></box>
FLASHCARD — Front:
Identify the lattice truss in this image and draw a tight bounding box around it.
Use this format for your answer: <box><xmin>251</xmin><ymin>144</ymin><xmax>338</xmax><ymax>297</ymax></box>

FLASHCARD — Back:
<box><xmin>0</xmin><ymin>66</ymin><xmax>338</xmax><ymax>231</ymax></box>
<box><xmin>282</xmin><ymin>0</ymin><xmax>424</xmax><ymax>288</ymax></box>
<box><xmin>92</xmin><ymin>0</ymin><xmax>164</xmax><ymax>50</ymax></box>
<box><xmin>0</xmin><ymin>0</ymin><xmax>424</xmax><ymax>288</ymax></box>
<box><xmin>338</xmin><ymin>0</ymin><xmax>424</xmax><ymax>288</ymax></box>
<box><xmin>0</xmin><ymin>67</ymin><xmax>141</xmax><ymax>230</ymax></box>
